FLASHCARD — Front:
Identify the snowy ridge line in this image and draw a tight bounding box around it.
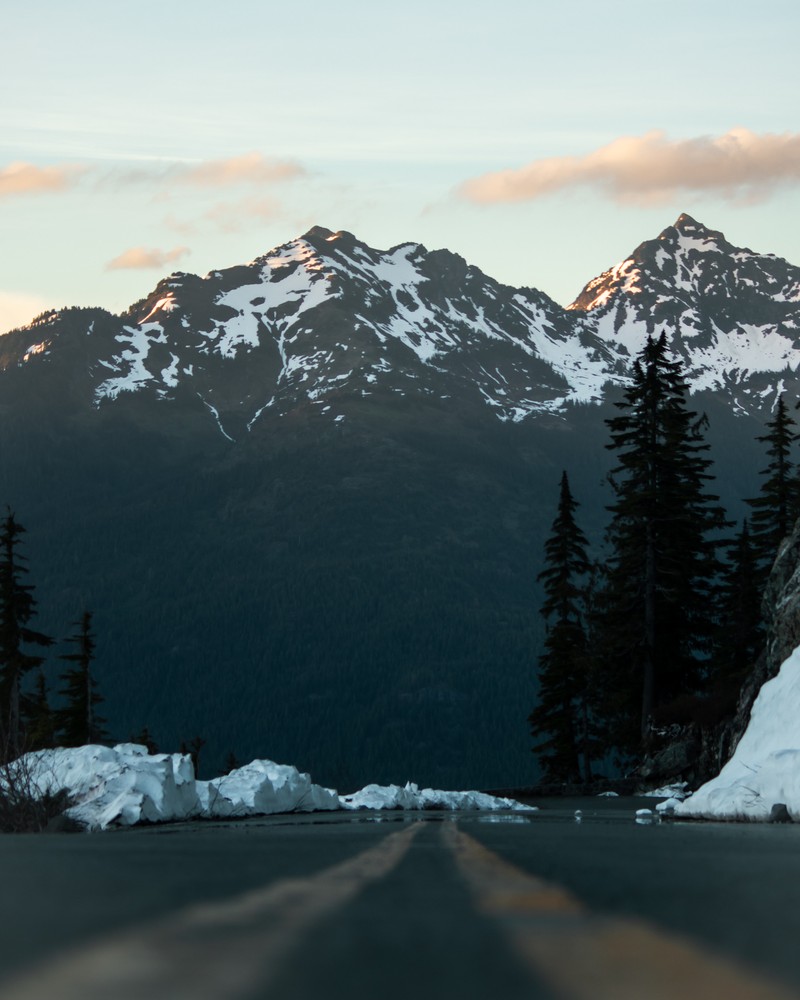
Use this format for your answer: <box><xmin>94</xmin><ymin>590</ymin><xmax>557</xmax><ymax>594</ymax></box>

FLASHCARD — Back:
<box><xmin>4</xmin><ymin>743</ymin><xmax>536</xmax><ymax>831</ymax></box>
<box><xmin>14</xmin><ymin>215</ymin><xmax>800</xmax><ymax>424</ymax></box>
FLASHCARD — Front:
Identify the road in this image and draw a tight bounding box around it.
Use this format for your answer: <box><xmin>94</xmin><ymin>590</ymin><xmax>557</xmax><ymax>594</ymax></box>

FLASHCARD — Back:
<box><xmin>0</xmin><ymin>798</ymin><xmax>799</xmax><ymax>999</ymax></box>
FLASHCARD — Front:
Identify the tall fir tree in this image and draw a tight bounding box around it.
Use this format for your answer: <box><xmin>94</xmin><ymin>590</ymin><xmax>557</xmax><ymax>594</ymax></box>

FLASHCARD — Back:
<box><xmin>528</xmin><ymin>471</ymin><xmax>595</xmax><ymax>782</ymax></box>
<box><xmin>25</xmin><ymin>670</ymin><xmax>58</xmax><ymax>750</ymax></box>
<box><xmin>0</xmin><ymin>511</ymin><xmax>52</xmax><ymax>758</ymax></box>
<box><xmin>56</xmin><ymin>611</ymin><xmax>108</xmax><ymax>747</ymax></box>
<box><xmin>746</xmin><ymin>394</ymin><xmax>800</xmax><ymax>578</ymax></box>
<box><xmin>713</xmin><ymin>520</ymin><xmax>764</xmax><ymax>693</ymax></box>
<box><xmin>599</xmin><ymin>333</ymin><xmax>728</xmax><ymax>750</ymax></box>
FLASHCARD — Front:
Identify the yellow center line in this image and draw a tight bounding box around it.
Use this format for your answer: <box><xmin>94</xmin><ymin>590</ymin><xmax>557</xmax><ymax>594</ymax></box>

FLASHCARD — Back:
<box><xmin>442</xmin><ymin>822</ymin><xmax>799</xmax><ymax>1000</ymax></box>
<box><xmin>0</xmin><ymin>821</ymin><xmax>424</xmax><ymax>1000</ymax></box>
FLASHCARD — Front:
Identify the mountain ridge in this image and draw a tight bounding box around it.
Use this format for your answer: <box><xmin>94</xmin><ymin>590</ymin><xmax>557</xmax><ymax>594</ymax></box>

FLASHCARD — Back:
<box><xmin>4</xmin><ymin>215</ymin><xmax>800</xmax><ymax>439</ymax></box>
<box><xmin>0</xmin><ymin>214</ymin><xmax>792</xmax><ymax>788</ymax></box>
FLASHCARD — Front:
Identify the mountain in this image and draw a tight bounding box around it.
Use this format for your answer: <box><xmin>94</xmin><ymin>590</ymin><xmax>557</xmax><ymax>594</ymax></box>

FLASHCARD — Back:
<box><xmin>0</xmin><ymin>216</ymin><xmax>797</xmax><ymax>790</ymax></box>
<box><xmin>570</xmin><ymin>213</ymin><xmax>800</xmax><ymax>413</ymax></box>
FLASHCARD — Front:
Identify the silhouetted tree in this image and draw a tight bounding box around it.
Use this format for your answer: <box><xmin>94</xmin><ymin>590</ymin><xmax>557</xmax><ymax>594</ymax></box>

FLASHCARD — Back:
<box><xmin>713</xmin><ymin>520</ymin><xmax>764</xmax><ymax>690</ymax></box>
<box><xmin>180</xmin><ymin>736</ymin><xmax>206</xmax><ymax>774</ymax></box>
<box><xmin>528</xmin><ymin>472</ymin><xmax>595</xmax><ymax>782</ymax></box>
<box><xmin>56</xmin><ymin>611</ymin><xmax>108</xmax><ymax>747</ymax></box>
<box><xmin>24</xmin><ymin>671</ymin><xmax>57</xmax><ymax>750</ymax></box>
<box><xmin>598</xmin><ymin>334</ymin><xmax>728</xmax><ymax>751</ymax></box>
<box><xmin>0</xmin><ymin>511</ymin><xmax>52</xmax><ymax>758</ymax></box>
<box><xmin>746</xmin><ymin>394</ymin><xmax>800</xmax><ymax>578</ymax></box>
<box><xmin>130</xmin><ymin>727</ymin><xmax>159</xmax><ymax>754</ymax></box>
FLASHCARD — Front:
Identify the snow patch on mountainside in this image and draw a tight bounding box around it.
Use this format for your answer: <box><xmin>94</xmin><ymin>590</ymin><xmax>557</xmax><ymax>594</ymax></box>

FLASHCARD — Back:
<box><xmin>96</xmin><ymin>324</ymin><xmax>168</xmax><ymax>401</ymax></box>
<box><xmin>14</xmin><ymin>216</ymin><xmax>800</xmax><ymax>426</ymax></box>
<box><xmin>688</xmin><ymin>323</ymin><xmax>800</xmax><ymax>392</ymax></box>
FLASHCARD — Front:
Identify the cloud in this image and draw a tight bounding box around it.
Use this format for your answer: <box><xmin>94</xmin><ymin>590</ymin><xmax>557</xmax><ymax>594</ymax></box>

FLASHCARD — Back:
<box><xmin>172</xmin><ymin>152</ymin><xmax>305</xmax><ymax>188</ymax></box>
<box><xmin>1</xmin><ymin>153</ymin><xmax>305</xmax><ymax>202</ymax></box>
<box><xmin>163</xmin><ymin>196</ymin><xmax>283</xmax><ymax>236</ymax></box>
<box><xmin>0</xmin><ymin>291</ymin><xmax>51</xmax><ymax>333</ymax></box>
<box><xmin>106</xmin><ymin>246</ymin><xmax>190</xmax><ymax>271</ymax></box>
<box><xmin>203</xmin><ymin>197</ymin><xmax>282</xmax><ymax>232</ymax></box>
<box><xmin>458</xmin><ymin>129</ymin><xmax>800</xmax><ymax>207</ymax></box>
<box><xmin>0</xmin><ymin>162</ymin><xmax>84</xmax><ymax>199</ymax></box>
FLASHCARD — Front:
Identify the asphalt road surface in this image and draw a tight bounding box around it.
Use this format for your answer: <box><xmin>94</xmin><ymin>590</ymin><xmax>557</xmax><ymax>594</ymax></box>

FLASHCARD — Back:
<box><xmin>1</xmin><ymin>798</ymin><xmax>799</xmax><ymax>999</ymax></box>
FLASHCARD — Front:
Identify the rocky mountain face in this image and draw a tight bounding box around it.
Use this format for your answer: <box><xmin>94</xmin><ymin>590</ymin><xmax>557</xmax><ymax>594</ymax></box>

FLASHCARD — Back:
<box><xmin>711</xmin><ymin>518</ymin><xmax>800</xmax><ymax>776</ymax></box>
<box><xmin>571</xmin><ymin>213</ymin><xmax>800</xmax><ymax>414</ymax></box>
<box><xmin>4</xmin><ymin>215</ymin><xmax>799</xmax><ymax>431</ymax></box>
<box><xmin>0</xmin><ymin>215</ymin><xmax>797</xmax><ymax>789</ymax></box>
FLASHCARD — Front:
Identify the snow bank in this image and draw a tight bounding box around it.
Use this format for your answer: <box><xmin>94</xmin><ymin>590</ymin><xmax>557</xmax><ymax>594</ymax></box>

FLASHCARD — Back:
<box><xmin>641</xmin><ymin>782</ymin><xmax>690</xmax><ymax>800</ymax></box>
<box><xmin>6</xmin><ymin>745</ymin><xmax>534</xmax><ymax>830</ymax></box>
<box><xmin>198</xmin><ymin>760</ymin><xmax>339</xmax><ymax>818</ymax></box>
<box><xmin>8</xmin><ymin>744</ymin><xmax>198</xmax><ymax>831</ymax></box>
<box><xmin>676</xmin><ymin>646</ymin><xmax>800</xmax><ymax>821</ymax></box>
<box><xmin>340</xmin><ymin>781</ymin><xmax>536</xmax><ymax>813</ymax></box>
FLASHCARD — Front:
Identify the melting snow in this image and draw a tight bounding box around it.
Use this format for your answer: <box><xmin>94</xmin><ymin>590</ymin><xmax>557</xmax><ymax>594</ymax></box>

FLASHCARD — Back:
<box><xmin>3</xmin><ymin>745</ymin><xmax>535</xmax><ymax>830</ymax></box>
<box><xmin>673</xmin><ymin>644</ymin><xmax>800</xmax><ymax>821</ymax></box>
<box><xmin>95</xmin><ymin>324</ymin><xmax>167</xmax><ymax>401</ymax></box>
<box><xmin>22</xmin><ymin>342</ymin><xmax>48</xmax><ymax>362</ymax></box>
<box><xmin>140</xmin><ymin>295</ymin><xmax>178</xmax><ymax>325</ymax></box>
<box><xmin>197</xmin><ymin>394</ymin><xmax>234</xmax><ymax>442</ymax></box>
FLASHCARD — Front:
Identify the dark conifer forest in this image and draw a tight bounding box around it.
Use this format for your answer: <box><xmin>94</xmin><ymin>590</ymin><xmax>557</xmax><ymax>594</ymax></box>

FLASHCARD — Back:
<box><xmin>529</xmin><ymin>338</ymin><xmax>792</xmax><ymax>780</ymax></box>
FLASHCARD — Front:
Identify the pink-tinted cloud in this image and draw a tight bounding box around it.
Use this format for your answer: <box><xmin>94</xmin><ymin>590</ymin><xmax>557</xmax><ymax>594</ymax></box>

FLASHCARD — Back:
<box><xmin>0</xmin><ymin>161</ymin><xmax>84</xmax><ymax>199</ymax></box>
<box><xmin>163</xmin><ymin>197</ymin><xmax>283</xmax><ymax>236</ymax></box>
<box><xmin>203</xmin><ymin>197</ymin><xmax>281</xmax><ymax>232</ymax></box>
<box><xmin>106</xmin><ymin>245</ymin><xmax>190</xmax><ymax>271</ymax></box>
<box><xmin>458</xmin><ymin>129</ymin><xmax>800</xmax><ymax>207</ymax></box>
<box><xmin>1</xmin><ymin>153</ymin><xmax>304</xmax><ymax>201</ymax></box>
<box><xmin>174</xmin><ymin>152</ymin><xmax>305</xmax><ymax>188</ymax></box>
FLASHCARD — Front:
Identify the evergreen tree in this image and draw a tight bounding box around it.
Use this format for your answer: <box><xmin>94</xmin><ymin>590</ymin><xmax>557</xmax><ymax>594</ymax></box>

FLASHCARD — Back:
<box><xmin>0</xmin><ymin>511</ymin><xmax>52</xmax><ymax>758</ymax></box>
<box><xmin>56</xmin><ymin>611</ymin><xmax>108</xmax><ymax>747</ymax></box>
<box><xmin>599</xmin><ymin>333</ymin><xmax>728</xmax><ymax>749</ymax></box>
<box><xmin>713</xmin><ymin>520</ymin><xmax>764</xmax><ymax>691</ymax></box>
<box><xmin>528</xmin><ymin>471</ymin><xmax>594</xmax><ymax>782</ymax></box>
<box><xmin>130</xmin><ymin>726</ymin><xmax>158</xmax><ymax>754</ymax></box>
<box><xmin>25</xmin><ymin>670</ymin><xmax>57</xmax><ymax>750</ymax></box>
<box><xmin>180</xmin><ymin>735</ymin><xmax>206</xmax><ymax>774</ymax></box>
<box><xmin>746</xmin><ymin>394</ymin><xmax>800</xmax><ymax>577</ymax></box>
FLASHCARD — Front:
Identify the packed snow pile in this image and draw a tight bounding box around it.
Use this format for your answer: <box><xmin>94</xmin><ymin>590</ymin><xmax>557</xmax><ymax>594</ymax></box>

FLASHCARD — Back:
<box><xmin>340</xmin><ymin>781</ymin><xmax>536</xmax><ymax>812</ymax></box>
<box><xmin>197</xmin><ymin>760</ymin><xmax>339</xmax><ymax>818</ymax></box>
<box><xmin>5</xmin><ymin>743</ymin><xmax>198</xmax><ymax>831</ymax></box>
<box><xmin>642</xmin><ymin>782</ymin><xmax>690</xmax><ymax>800</ymax></box>
<box><xmin>674</xmin><ymin>645</ymin><xmax>800</xmax><ymax>821</ymax></box>
<box><xmin>4</xmin><ymin>744</ymin><xmax>534</xmax><ymax>831</ymax></box>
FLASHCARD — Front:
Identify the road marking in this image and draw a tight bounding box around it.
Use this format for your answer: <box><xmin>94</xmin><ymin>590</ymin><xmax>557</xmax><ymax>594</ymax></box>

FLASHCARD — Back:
<box><xmin>0</xmin><ymin>821</ymin><xmax>423</xmax><ymax>1000</ymax></box>
<box><xmin>443</xmin><ymin>822</ymin><xmax>799</xmax><ymax>1000</ymax></box>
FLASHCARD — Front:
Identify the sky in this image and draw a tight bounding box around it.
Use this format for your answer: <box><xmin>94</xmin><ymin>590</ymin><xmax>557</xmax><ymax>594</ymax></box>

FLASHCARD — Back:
<box><xmin>2</xmin><ymin>0</ymin><xmax>799</xmax><ymax>332</ymax></box>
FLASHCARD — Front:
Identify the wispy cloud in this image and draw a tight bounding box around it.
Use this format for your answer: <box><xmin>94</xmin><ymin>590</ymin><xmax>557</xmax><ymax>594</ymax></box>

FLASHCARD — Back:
<box><xmin>173</xmin><ymin>152</ymin><xmax>305</xmax><ymax>188</ymax></box>
<box><xmin>163</xmin><ymin>195</ymin><xmax>284</xmax><ymax>236</ymax></box>
<box><xmin>1</xmin><ymin>152</ymin><xmax>305</xmax><ymax>200</ymax></box>
<box><xmin>106</xmin><ymin>246</ymin><xmax>190</xmax><ymax>271</ymax></box>
<box><xmin>458</xmin><ymin>129</ymin><xmax>800</xmax><ymax>207</ymax></box>
<box><xmin>0</xmin><ymin>162</ymin><xmax>85</xmax><ymax>199</ymax></box>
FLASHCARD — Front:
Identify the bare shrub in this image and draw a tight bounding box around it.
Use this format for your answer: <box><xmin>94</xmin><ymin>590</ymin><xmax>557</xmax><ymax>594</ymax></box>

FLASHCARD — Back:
<box><xmin>0</xmin><ymin>752</ymin><xmax>80</xmax><ymax>833</ymax></box>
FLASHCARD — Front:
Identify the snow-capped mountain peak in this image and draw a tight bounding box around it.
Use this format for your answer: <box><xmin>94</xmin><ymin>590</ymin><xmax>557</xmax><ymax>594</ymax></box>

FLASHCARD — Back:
<box><xmin>566</xmin><ymin>214</ymin><xmax>800</xmax><ymax>413</ymax></box>
<box><xmin>3</xmin><ymin>218</ymin><xmax>800</xmax><ymax>440</ymax></box>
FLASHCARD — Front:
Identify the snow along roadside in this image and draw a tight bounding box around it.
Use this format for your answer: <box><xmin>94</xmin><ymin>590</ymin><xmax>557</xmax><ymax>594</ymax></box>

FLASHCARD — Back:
<box><xmin>669</xmin><ymin>644</ymin><xmax>800</xmax><ymax>821</ymax></box>
<box><xmin>3</xmin><ymin>743</ymin><xmax>536</xmax><ymax>831</ymax></box>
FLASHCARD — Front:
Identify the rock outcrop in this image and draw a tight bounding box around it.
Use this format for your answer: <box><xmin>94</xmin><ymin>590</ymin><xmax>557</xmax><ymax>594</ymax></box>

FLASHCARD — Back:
<box><xmin>637</xmin><ymin>518</ymin><xmax>800</xmax><ymax>790</ymax></box>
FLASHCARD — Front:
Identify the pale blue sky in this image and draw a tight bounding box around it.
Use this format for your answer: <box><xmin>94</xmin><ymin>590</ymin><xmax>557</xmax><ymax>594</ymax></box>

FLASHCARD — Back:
<box><xmin>2</xmin><ymin>0</ymin><xmax>799</xmax><ymax>330</ymax></box>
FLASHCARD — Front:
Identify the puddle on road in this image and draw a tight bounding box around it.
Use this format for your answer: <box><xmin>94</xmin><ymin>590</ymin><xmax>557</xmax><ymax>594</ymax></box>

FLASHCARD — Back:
<box><xmin>474</xmin><ymin>814</ymin><xmax>533</xmax><ymax>825</ymax></box>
